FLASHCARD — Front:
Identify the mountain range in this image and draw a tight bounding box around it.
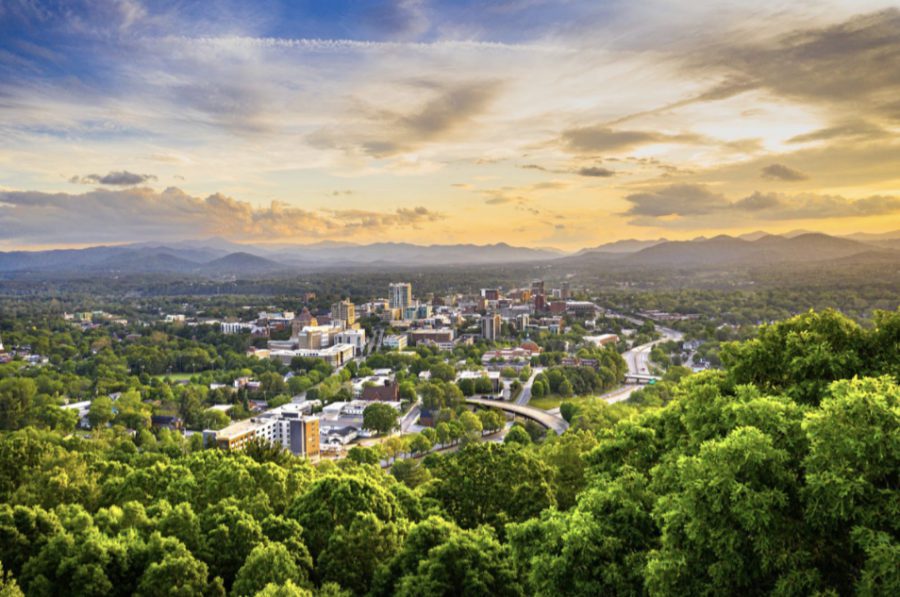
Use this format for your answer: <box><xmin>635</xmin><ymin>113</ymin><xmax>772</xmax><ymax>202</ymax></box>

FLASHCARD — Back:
<box><xmin>0</xmin><ymin>232</ymin><xmax>897</xmax><ymax>276</ymax></box>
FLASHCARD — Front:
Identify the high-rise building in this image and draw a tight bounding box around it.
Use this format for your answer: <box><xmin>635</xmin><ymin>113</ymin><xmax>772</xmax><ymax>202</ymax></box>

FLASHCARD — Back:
<box><xmin>330</xmin><ymin>299</ymin><xmax>356</xmax><ymax>326</ymax></box>
<box><xmin>214</xmin><ymin>414</ymin><xmax>319</xmax><ymax>459</ymax></box>
<box><xmin>481</xmin><ymin>313</ymin><xmax>502</xmax><ymax>341</ymax></box>
<box><xmin>531</xmin><ymin>279</ymin><xmax>545</xmax><ymax>296</ymax></box>
<box><xmin>389</xmin><ymin>282</ymin><xmax>412</xmax><ymax>310</ymax></box>
<box><xmin>561</xmin><ymin>281</ymin><xmax>571</xmax><ymax>300</ymax></box>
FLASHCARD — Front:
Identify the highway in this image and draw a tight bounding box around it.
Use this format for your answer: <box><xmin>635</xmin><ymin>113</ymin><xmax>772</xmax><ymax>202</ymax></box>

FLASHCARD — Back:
<box><xmin>466</xmin><ymin>396</ymin><xmax>569</xmax><ymax>435</ymax></box>
<box><xmin>603</xmin><ymin>324</ymin><xmax>683</xmax><ymax>403</ymax></box>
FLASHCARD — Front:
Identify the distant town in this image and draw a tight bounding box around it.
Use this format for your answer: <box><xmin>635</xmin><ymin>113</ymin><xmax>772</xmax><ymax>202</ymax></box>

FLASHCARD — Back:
<box><xmin>0</xmin><ymin>277</ymin><xmax>720</xmax><ymax>464</ymax></box>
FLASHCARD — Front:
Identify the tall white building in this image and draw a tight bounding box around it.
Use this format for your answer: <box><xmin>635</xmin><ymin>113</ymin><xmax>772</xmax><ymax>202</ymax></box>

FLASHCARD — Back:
<box><xmin>389</xmin><ymin>283</ymin><xmax>412</xmax><ymax>310</ymax></box>
<box><xmin>481</xmin><ymin>313</ymin><xmax>501</xmax><ymax>341</ymax></box>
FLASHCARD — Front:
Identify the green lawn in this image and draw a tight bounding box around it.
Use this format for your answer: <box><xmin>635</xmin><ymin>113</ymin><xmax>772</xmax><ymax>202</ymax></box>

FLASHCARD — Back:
<box><xmin>153</xmin><ymin>372</ymin><xmax>194</xmax><ymax>382</ymax></box>
<box><xmin>528</xmin><ymin>395</ymin><xmax>564</xmax><ymax>410</ymax></box>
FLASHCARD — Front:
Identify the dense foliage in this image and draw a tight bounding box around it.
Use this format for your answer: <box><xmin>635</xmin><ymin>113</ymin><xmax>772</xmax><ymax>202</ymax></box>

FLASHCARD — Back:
<box><xmin>0</xmin><ymin>308</ymin><xmax>897</xmax><ymax>595</ymax></box>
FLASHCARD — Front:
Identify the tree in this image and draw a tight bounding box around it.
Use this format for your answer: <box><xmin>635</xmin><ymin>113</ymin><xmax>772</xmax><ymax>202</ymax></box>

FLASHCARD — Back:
<box><xmin>391</xmin><ymin>459</ymin><xmax>431</xmax><ymax>489</ymax></box>
<box><xmin>394</xmin><ymin>525</ymin><xmax>523</xmax><ymax>597</ymax></box>
<box><xmin>363</xmin><ymin>403</ymin><xmax>399</xmax><ymax>436</ymax></box>
<box><xmin>254</xmin><ymin>581</ymin><xmax>312</xmax><ymax>597</ymax></box>
<box><xmin>802</xmin><ymin>377</ymin><xmax>899</xmax><ymax>591</ymax></box>
<box><xmin>503</xmin><ymin>425</ymin><xmax>531</xmax><ymax>446</ymax></box>
<box><xmin>425</xmin><ymin>443</ymin><xmax>555</xmax><ymax>530</ymax></box>
<box><xmin>435</xmin><ymin>422</ymin><xmax>450</xmax><ymax>447</ymax></box>
<box><xmin>287</xmin><ymin>475</ymin><xmax>401</xmax><ymax>558</ymax></box>
<box><xmin>259</xmin><ymin>372</ymin><xmax>287</xmax><ymax>399</ymax></box>
<box><xmin>87</xmin><ymin>396</ymin><xmax>114</xmax><ymax>429</ymax></box>
<box><xmin>318</xmin><ymin>513</ymin><xmax>403</xmax><ymax>595</ymax></box>
<box><xmin>508</xmin><ymin>468</ymin><xmax>657</xmax><ymax>596</ymax></box>
<box><xmin>398</xmin><ymin>381</ymin><xmax>417</xmax><ymax>402</ymax></box>
<box><xmin>477</xmin><ymin>410</ymin><xmax>503</xmax><ymax>435</ymax></box>
<box><xmin>232</xmin><ymin>542</ymin><xmax>302</xmax><ymax>597</ymax></box>
<box><xmin>200</xmin><ymin>499</ymin><xmax>265</xmax><ymax>587</ymax></box>
<box><xmin>136</xmin><ymin>536</ymin><xmax>213</xmax><ymax>597</ymax></box>
<box><xmin>0</xmin><ymin>562</ymin><xmax>23</xmax><ymax>597</ymax></box>
<box><xmin>347</xmin><ymin>446</ymin><xmax>381</xmax><ymax>465</ymax></box>
<box><xmin>458</xmin><ymin>411</ymin><xmax>482</xmax><ymax>442</ymax></box>
<box><xmin>114</xmin><ymin>390</ymin><xmax>151</xmax><ymax>430</ymax></box>
<box><xmin>721</xmin><ymin>309</ymin><xmax>864</xmax><ymax>405</ymax></box>
<box><xmin>408</xmin><ymin>433</ymin><xmax>432</xmax><ymax>455</ymax></box>
<box><xmin>0</xmin><ymin>379</ymin><xmax>36</xmax><ymax>430</ymax></box>
<box><xmin>559</xmin><ymin>402</ymin><xmax>579</xmax><ymax>423</ymax></box>
<box><xmin>645</xmin><ymin>427</ymin><xmax>804</xmax><ymax>596</ymax></box>
<box><xmin>429</xmin><ymin>362</ymin><xmax>456</xmax><ymax>383</ymax></box>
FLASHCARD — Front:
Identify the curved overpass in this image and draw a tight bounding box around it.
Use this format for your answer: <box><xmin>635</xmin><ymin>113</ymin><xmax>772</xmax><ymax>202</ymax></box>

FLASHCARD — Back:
<box><xmin>465</xmin><ymin>397</ymin><xmax>569</xmax><ymax>435</ymax></box>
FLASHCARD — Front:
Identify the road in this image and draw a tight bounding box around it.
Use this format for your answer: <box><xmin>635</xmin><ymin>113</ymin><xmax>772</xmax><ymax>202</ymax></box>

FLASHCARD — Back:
<box><xmin>515</xmin><ymin>367</ymin><xmax>543</xmax><ymax>406</ymax></box>
<box><xmin>603</xmin><ymin>324</ymin><xmax>683</xmax><ymax>403</ymax></box>
<box><xmin>466</xmin><ymin>396</ymin><xmax>569</xmax><ymax>435</ymax></box>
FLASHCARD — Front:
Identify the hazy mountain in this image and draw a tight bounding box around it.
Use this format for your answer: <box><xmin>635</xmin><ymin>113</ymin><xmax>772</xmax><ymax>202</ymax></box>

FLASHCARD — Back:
<box><xmin>204</xmin><ymin>252</ymin><xmax>287</xmax><ymax>274</ymax></box>
<box><xmin>842</xmin><ymin>230</ymin><xmax>900</xmax><ymax>242</ymax></box>
<box><xmin>272</xmin><ymin>242</ymin><xmax>562</xmax><ymax>265</ymax></box>
<box><xmin>91</xmin><ymin>251</ymin><xmax>201</xmax><ymax>273</ymax></box>
<box><xmin>577</xmin><ymin>238</ymin><xmax>667</xmax><ymax>254</ymax></box>
<box><xmin>0</xmin><ymin>241</ymin><xmax>562</xmax><ymax>275</ymax></box>
<box><xmin>2</xmin><ymin>233</ymin><xmax>895</xmax><ymax>276</ymax></box>
<box><xmin>621</xmin><ymin>233</ymin><xmax>883</xmax><ymax>266</ymax></box>
<box><xmin>560</xmin><ymin>232</ymin><xmax>896</xmax><ymax>268</ymax></box>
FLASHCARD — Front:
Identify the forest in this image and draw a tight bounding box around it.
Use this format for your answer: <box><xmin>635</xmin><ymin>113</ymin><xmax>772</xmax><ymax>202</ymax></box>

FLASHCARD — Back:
<box><xmin>0</xmin><ymin>308</ymin><xmax>896</xmax><ymax>595</ymax></box>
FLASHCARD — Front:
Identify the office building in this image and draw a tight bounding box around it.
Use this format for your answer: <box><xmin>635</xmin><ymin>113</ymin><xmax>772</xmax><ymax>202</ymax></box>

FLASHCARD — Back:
<box><xmin>330</xmin><ymin>299</ymin><xmax>356</xmax><ymax>326</ymax></box>
<box><xmin>335</xmin><ymin>329</ymin><xmax>366</xmax><ymax>355</ymax></box>
<box><xmin>389</xmin><ymin>282</ymin><xmax>412</xmax><ymax>310</ymax></box>
<box><xmin>481</xmin><ymin>313</ymin><xmax>501</xmax><ymax>341</ymax></box>
<box><xmin>214</xmin><ymin>414</ymin><xmax>319</xmax><ymax>458</ymax></box>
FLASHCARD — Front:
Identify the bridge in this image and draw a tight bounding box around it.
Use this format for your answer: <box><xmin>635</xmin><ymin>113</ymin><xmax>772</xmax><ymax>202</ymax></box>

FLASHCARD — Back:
<box><xmin>465</xmin><ymin>397</ymin><xmax>569</xmax><ymax>435</ymax></box>
<box><xmin>624</xmin><ymin>373</ymin><xmax>661</xmax><ymax>385</ymax></box>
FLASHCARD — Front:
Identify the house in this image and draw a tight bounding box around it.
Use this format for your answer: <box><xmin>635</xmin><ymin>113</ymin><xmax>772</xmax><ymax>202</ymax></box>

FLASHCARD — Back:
<box><xmin>151</xmin><ymin>415</ymin><xmax>184</xmax><ymax>431</ymax></box>
<box><xmin>361</xmin><ymin>380</ymin><xmax>400</xmax><ymax>402</ymax></box>
<box><xmin>62</xmin><ymin>400</ymin><xmax>92</xmax><ymax>429</ymax></box>
<box><xmin>320</xmin><ymin>426</ymin><xmax>359</xmax><ymax>446</ymax></box>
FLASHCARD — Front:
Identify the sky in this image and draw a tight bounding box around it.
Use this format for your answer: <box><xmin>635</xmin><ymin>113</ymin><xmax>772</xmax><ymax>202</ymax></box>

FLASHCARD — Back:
<box><xmin>1</xmin><ymin>0</ymin><xmax>899</xmax><ymax>251</ymax></box>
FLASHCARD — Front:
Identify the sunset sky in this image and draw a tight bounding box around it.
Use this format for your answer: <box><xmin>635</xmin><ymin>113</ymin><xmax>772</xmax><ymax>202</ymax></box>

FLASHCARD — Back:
<box><xmin>1</xmin><ymin>0</ymin><xmax>899</xmax><ymax>250</ymax></box>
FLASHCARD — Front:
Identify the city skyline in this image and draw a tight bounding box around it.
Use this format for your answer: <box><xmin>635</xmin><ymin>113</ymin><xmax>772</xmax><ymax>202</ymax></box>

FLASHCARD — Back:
<box><xmin>2</xmin><ymin>0</ymin><xmax>900</xmax><ymax>250</ymax></box>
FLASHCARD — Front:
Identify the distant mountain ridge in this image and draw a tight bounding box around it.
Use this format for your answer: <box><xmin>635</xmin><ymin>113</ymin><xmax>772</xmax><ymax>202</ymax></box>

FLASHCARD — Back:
<box><xmin>565</xmin><ymin>232</ymin><xmax>898</xmax><ymax>268</ymax></box>
<box><xmin>0</xmin><ymin>231</ymin><xmax>897</xmax><ymax>276</ymax></box>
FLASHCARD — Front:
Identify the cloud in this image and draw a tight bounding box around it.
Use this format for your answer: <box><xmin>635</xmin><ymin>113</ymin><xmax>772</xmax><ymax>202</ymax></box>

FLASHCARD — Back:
<box><xmin>559</xmin><ymin>126</ymin><xmax>703</xmax><ymax>154</ymax></box>
<box><xmin>478</xmin><ymin>180</ymin><xmax>568</xmax><ymax>206</ymax></box>
<box><xmin>622</xmin><ymin>184</ymin><xmax>726</xmax><ymax>217</ymax></box>
<box><xmin>0</xmin><ymin>187</ymin><xmax>443</xmax><ymax>244</ymax></box>
<box><xmin>323</xmin><ymin>206</ymin><xmax>443</xmax><ymax>229</ymax></box>
<box><xmin>70</xmin><ymin>171</ymin><xmax>158</xmax><ymax>186</ymax></box>
<box><xmin>690</xmin><ymin>9</ymin><xmax>900</xmax><ymax>120</ymax></box>
<box><xmin>788</xmin><ymin>120</ymin><xmax>889</xmax><ymax>144</ymax></box>
<box><xmin>621</xmin><ymin>184</ymin><xmax>900</xmax><ymax>226</ymax></box>
<box><xmin>732</xmin><ymin>191</ymin><xmax>783</xmax><ymax>211</ymax></box>
<box><xmin>577</xmin><ymin>166</ymin><xmax>615</xmax><ymax>177</ymax></box>
<box><xmin>760</xmin><ymin>163</ymin><xmax>808</xmax><ymax>181</ymax></box>
<box><xmin>311</xmin><ymin>79</ymin><xmax>503</xmax><ymax>158</ymax></box>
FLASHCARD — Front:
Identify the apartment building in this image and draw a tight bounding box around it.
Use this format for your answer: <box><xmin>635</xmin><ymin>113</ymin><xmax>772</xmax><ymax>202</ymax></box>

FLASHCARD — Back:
<box><xmin>389</xmin><ymin>282</ymin><xmax>412</xmax><ymax>310</ymax></box>
<box><xmin>213</xmin><ymin>414</ymin><xmax>319</xmax><ymax>458</ymax></box>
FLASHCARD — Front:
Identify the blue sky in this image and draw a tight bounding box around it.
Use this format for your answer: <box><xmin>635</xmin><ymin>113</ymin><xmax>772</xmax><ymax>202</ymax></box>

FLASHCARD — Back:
<box><xmin>1</xmin><ymin>0</ymin><xmax>899</xmax><ymax>249</ymax></box>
